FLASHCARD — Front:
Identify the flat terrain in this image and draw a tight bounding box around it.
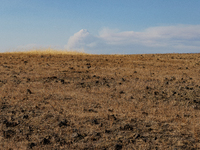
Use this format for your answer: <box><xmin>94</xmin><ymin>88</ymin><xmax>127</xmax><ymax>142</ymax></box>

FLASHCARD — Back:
<box><xmin>0</xmin><ymin>52</ymin><xmax>200</xmax><ymax>150</ymax></box>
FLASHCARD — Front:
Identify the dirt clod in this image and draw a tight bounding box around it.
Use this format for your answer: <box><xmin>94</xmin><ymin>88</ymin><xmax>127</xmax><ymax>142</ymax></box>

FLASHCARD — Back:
<box><xmin>3</xmin><ymin>130</ymin><xmax>16</xmax><ymax>138</ymax></box>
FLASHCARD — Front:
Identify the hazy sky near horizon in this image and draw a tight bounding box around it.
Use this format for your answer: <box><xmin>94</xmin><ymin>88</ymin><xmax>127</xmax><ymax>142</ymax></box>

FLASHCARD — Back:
<box><xmin>1</xmin><ymin>0</ymin><xmax>200</xmax><ymax>54</ymax></box>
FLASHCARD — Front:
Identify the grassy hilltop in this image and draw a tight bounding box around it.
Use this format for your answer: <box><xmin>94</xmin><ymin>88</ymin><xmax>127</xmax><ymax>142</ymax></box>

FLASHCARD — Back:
<box><xmin>1</xmin><ymin>50</ymin><xmax>200</xmax><ymax>149</ymax></box>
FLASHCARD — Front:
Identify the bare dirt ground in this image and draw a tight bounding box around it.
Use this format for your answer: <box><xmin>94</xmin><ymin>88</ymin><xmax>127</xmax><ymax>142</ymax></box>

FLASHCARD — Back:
<box><xmin>1</xmin><ymin>52</ymin><xmax>200</xmax><ymax>150</ymax></box>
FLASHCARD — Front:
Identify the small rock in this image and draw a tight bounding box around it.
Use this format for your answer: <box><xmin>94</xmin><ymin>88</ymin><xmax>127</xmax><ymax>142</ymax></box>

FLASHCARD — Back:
<box><xmin>172</xmin><ymin>91</ymin><xmax>177</xmax><ymax>95</ymax></box>
<box><xmin>60</xmin><ymin>79</ymin><xmax>65</xmax><ymax>84</ymax></box>
<box><xmin>108</xmin><ymin>109</ymin><xmax>113</xmax><ymax>112</ymax></box>
<box><xmin>59</xmin><ymin>119</ymin><xmax>69</xmax><ymax>127</ymax></box>
<box><xmin>23</xmin><ymin>115</ymin><xmax>29</xmax><ymax>119</ymax></box>
<box><xmin>142</xmin><ymin>112</ymin><xmax>148</xmax><ymax>116</ymax></box>
<box><xmin>88</xmin><ymin>109</ymin><xmax>98</xmax><ymax>113</ymax></box>
<box><xmin>115</xmin><ymin>144</ymin><xmax>122</xmax><ymax>150</ymax></box>
<box><xmin>135</xmin><ymin>134</ymin><xmax>140</xmax><ymax>139</ymax></box>
<box><xmin>91</xmin><ymin>119</ymin><xmax>99</xmax><ymax>125</ymax></box>
<box><xmin>119</xmin><ymin>91</ymin><xmax>125</xmax><ymax>94</ymax></box>
<box><xmin>108</xmin><ymin>114</ymin><xmax>117</xmax><ymax>121</ymax></box>
<box><xmin>29</xmin><ymin>143</ymin><xmax>36</xmax><ymax>149</ymax></box>
<box><xmin>41</xmin><ymin>138</ymin><xmax>51</xmax><ymax>145</ymax></box>
<box><xmin>148</xmin><ymin>128</ymin><xmax>153</xmax><ymax>131</ymax></box>
<box><xmin>105</xmin><ymin>129</ymin><xmax>111</xmax><ymax>133</ymax></box>
<box><xmin>50</xmin><ymin>76</ymin><xmax>57</xmax><ymax>79</ymax></box>
<box><xmin>71</xmin><ymin>133</ymin><xmax>78</xmax><ymax>138</ymax></box>
<box><xmin>96</xmin><ymin>132</ymin><xmax>101</xmax><ymax>137</ymax></box>
<box><xmin>193</xmin><ymin>100</ymin><xmax>199</xmax><ymax>103</ymax></box>
<box><xmin>87</xmin><ymin>65</ymin><xmax>91</xmax><ymax>69</ymax></box>
<box><xmin>71</xmin><ymin>133</ymin><xmax>84</xmax><ymax>140</ymax></box>
<box><xmin>122</xmin><ymin>78</ymin><xmax>125</xmax><ymax>82</ymax></box>
<box><xmin>154</xmin><ymin>91</ymin><xmax>159</xmax><ymax>95</ymax></box>
<box><xmin>27</xmin><ymin>89</ymin><xmax>32</xmax><ymax>94</ymax></box>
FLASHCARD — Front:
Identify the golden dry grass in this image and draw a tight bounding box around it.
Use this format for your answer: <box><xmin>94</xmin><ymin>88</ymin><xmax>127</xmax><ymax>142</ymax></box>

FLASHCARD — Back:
<box><xmin>0</xmin><ymin>51</ymin><xmax>200</xmax><ymax>149</ymax></box>
<box><xmin>2</xmin><ymin>48</ymin><xmax>87</xmax><ymax>55</ymax></box>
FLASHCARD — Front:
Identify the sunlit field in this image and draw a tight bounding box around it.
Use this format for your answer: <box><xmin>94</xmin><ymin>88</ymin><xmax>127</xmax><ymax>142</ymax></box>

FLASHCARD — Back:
<box><xmin>1</xmin><ymin>50</ymin><xmax>200</xmax><ymax>149</ymax></box>
<box><xmin>3</xmin><ymin>48</ymin><xmax>87</xmax><ymax>55</ymax></box>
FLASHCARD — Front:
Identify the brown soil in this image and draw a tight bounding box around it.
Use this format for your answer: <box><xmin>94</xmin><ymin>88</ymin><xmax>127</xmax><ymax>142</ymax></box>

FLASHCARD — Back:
<box><xmin>1</xmin><ymin>52</ymin><xmax>200</xmax><ymax>150</ymax></box>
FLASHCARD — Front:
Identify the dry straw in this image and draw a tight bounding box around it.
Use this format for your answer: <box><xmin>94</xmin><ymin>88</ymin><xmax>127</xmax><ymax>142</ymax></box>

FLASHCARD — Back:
<box><xmin>2</xmin><ymin>48</ymin><xmax>88</xmax><ymax>55</ymax></box>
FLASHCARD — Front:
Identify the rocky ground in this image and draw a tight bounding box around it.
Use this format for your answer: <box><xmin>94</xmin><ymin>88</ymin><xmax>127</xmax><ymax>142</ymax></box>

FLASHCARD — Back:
<box><xmin>0</xmin><ymin>52</ymin><xmax>200</xmax><ymax>150</ymax></box>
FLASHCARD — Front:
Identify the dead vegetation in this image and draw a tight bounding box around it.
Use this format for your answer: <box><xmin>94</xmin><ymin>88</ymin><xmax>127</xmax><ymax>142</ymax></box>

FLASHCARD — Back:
<box><xmin>3</xmin><ymin>48</ymin><xmax>86</xmax><ymax>55</ymax></box>
<box><xmin>0</xmin><ymin>51</ymin><xmax>200</xmax><ymax>149</ymax></box>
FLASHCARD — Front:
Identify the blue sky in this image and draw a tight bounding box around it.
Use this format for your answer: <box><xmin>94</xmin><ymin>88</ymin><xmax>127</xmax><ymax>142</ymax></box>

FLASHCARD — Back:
<box><xmin>1</xmin><ymin>0</ymin><xmax>200</xmax><ymax>54</ymax></box>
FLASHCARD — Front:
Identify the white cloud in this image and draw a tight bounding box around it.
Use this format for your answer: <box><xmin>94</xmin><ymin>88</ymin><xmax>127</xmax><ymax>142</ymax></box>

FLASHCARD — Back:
<box><xmin>65</xmin><ymin>25</ymin><xmax>200</xmax><ymax>54</ymax></box>
<box><xmin>65</xmin><ymin>29</ymin><xmax>99</xmax><ymax>50</ymax></box>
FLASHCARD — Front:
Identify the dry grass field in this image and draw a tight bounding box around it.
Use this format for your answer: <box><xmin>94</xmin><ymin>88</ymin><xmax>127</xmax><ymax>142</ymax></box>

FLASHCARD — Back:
<box><xmin>0</xmin><ymin>50</ymin><xmax>200</xmax><ymax>149</ymax></box>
